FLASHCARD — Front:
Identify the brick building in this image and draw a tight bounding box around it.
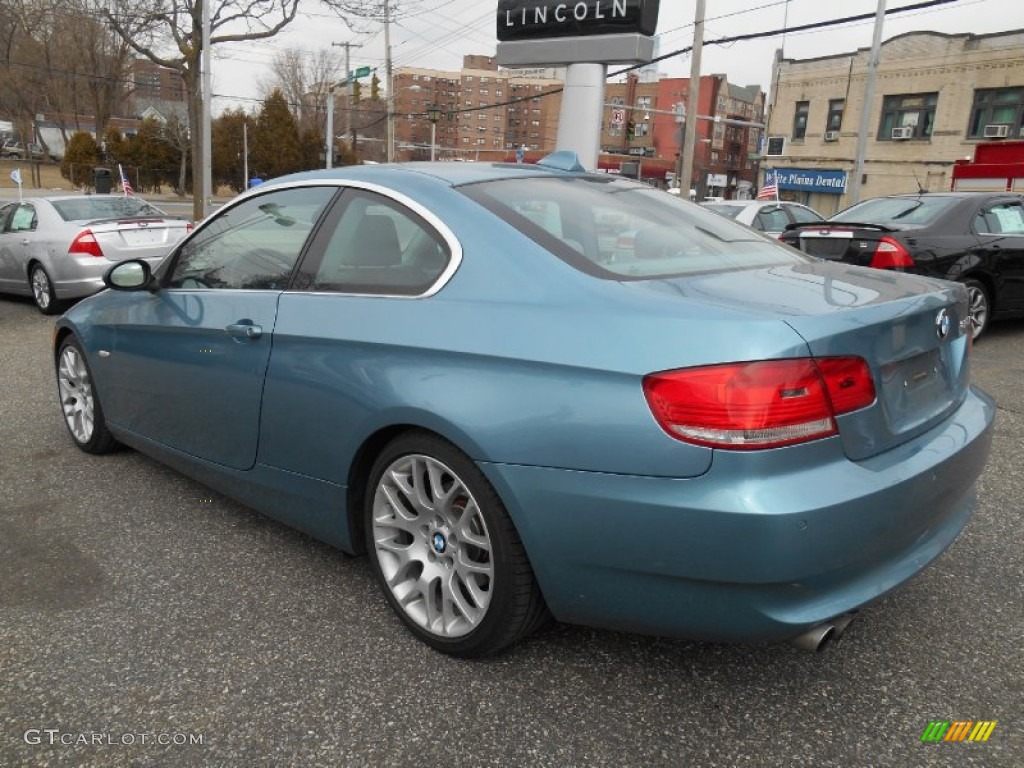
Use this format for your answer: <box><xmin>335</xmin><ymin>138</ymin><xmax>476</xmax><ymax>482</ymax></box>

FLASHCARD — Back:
<box><xmin>766</xmin><ymin>29</ymin><xmax>1024</xmax><ymax>215</ymax></box>
<box><xmin>390</xmin><ymin>56</ymin><xmax>562</xmax><ymax>161</ymax></box>
<box><xmin>602</xmin><ymin>74</ymin><xmax>764</xmax><ymax>195</ymax></box>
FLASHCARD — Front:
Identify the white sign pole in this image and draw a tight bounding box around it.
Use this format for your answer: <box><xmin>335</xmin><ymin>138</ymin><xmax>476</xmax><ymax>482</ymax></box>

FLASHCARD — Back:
<box><xmin>555</xmin><ymin>63</ymin><xmax>606</xmax><ymax>171</ymax></box>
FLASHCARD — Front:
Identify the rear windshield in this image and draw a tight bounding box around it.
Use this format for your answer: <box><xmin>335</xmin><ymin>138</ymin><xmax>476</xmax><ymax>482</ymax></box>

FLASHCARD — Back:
<box><xmin>51</xmin><ymin>197</ymin><xmax>165</xmax><ymax>222</ymax></box>
<box><xmin>830</xmin><ymin>196</ymin><xmax>958</xmax><ymax>226</ymax></box>
<box><xmin>460</xmin><ymin>176</ymin><xmax>803</xmax><ymax>279</ymax></box>
<box><xmin>702</xmin><ymin>204</ymin><xmax>744</xmax><ymax>219</ymax></box>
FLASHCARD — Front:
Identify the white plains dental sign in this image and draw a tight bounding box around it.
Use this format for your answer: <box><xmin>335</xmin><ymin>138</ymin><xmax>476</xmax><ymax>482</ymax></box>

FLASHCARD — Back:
<box><xmin>496</xmin><ymin>0</ymin><xmax>660</xmax><ymax>42</ymax></box>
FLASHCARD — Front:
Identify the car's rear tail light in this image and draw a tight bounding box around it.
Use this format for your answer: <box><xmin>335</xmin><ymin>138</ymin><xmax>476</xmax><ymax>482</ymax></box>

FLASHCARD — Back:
<box><xmin>643</xmin><ymin>357</ymin><xmax>876</xmax><ymax>450</ymax></box>
<box><xmin>68</xmin><ymin>229</ymin><xmax>104</xmax><ymax>258</ymax></box>
<box><xmin>870</xmin><ymin>236</ymin><xmax>914</xmax><ymax>269</ymax></box>
<box><xmin>186</xmin><ymin>222</ymin><xmax>194</xmax><ymax>233</ymax></box>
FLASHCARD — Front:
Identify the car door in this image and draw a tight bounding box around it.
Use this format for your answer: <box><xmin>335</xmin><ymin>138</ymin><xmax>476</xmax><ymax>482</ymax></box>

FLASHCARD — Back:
<box><xmin>103</xmin><ymin>186</ymin><xmax>338</xmax><ymax>469</ymax></box>
<box><xmin>257</xmin><ymin>187</ymin><xmax>456</xmax><ymax>482</ymax></box>
<box><xmin>972</xmin><ymin>198</ymin><xmax>1024</xmax><ymax>309</ymax></box>
<box><xmin>0</xmin><ymin>203</ymin><xmax>37</xmax><ymax>293</ymax></box>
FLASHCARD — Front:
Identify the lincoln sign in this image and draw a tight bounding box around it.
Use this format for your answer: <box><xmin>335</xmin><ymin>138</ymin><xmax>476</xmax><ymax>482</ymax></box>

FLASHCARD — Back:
<box><xmin>497</xmin><ymin>0</ymin><xmax>660</xmax><ymax>41</ymax></box>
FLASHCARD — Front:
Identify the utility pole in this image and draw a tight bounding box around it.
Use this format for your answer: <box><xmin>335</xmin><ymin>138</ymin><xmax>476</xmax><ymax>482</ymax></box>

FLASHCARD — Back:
<box><xmin>850</xmin><ymin>0</ymin><xmax>886</xmax><ymax>204</ymax></box>
<box><xmin>202</xmin><ymin>0</ymin><xmax>215</xmax><ymax>219</ymax></box>
<box><xmin>331</xmin><ymin>41</ymin><xmax>362</xmax><ymax>166</ymax></box>
<box><xmin>383</xmin><ymin>0</ymin><xmax>395</xmax><ymax>163</ymax></box>
<box><xmin>679</xmin><ymin>0</ymin><xmax>705</xmax><ymax>200</ymax></box>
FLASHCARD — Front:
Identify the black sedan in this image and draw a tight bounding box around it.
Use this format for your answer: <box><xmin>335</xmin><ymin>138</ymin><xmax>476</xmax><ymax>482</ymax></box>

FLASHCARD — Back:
<box><xmin>780</xmin><ymin>192</ymin><xmax>1024</xmax><ymax>338</ymax></box>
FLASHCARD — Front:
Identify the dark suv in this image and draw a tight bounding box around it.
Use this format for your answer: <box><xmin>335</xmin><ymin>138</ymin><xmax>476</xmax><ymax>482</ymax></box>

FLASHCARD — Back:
<box><xmin>780</xmin><ymin>192</ymin><xmax>1024</xmax><ymax>338</ymax></box>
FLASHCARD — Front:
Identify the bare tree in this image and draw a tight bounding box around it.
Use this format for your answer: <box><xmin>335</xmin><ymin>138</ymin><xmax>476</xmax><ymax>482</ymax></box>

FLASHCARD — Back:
<box><xmin>260</xmin><ymin>48</ymin><xmax>342</xmax><ymax>136</ymax></box>
<box><xmin>103</xmin><ymin>0</ymin><xmax>373</xmax><ymax>220</ymax></box>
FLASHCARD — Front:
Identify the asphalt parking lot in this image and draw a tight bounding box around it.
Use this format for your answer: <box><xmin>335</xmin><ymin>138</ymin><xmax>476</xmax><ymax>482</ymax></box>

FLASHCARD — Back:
<box><xmin>1</xmin><ymin>295</ymin><xmax>1022</xmax><ymax>767</ymax></box>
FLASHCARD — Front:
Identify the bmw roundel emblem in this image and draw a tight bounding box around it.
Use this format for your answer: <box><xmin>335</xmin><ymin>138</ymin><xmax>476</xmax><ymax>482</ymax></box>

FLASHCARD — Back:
<box><xmin>935</xmin><ymin>309</ymin><xmax>952</xmax><ymax>341</ymax></box>
<box><xmin>432</xmin><ymin>532</ymin><xmax>447</xmax><ymax>554</ymax></box>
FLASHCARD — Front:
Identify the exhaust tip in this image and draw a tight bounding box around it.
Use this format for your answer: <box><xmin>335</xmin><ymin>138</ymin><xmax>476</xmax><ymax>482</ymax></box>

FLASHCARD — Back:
<box><xmin>789</xmin><ymin>614</ymin><xmax>856</xmax><ymax>652</ymax></box>
<box><xmin>790</xmin><ymin>623</ymin><xmax>835</xmax><ymax>652</ymax></box>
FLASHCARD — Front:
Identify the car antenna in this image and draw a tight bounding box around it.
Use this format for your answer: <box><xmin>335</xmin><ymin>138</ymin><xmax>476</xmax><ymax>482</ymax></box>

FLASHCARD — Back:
<box><xmin>911</xmin><ymin>166</ymin><xmax>927</xmax><ymax>195</ymax></box>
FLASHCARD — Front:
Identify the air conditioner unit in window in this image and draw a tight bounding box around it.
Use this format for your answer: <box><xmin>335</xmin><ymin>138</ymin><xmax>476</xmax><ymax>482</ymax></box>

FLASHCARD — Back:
<box><xmin>823</xmin><ymin>130</ymin><xmax>840</xmax><ymax>142</ymax></box>
<box><xmin>891</xmin><ymin>127</ymin><xmax>913</xmax><ymax>140</ymax></box>
<box><xmin>983</xmin><ymin>124</ymin><xmax>1010</xmax><ymax>138</ymax></box>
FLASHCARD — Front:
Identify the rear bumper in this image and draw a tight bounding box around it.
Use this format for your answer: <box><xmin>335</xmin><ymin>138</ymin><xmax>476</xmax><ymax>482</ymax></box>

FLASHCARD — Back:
<box><xmin>480</xmin><ymin>385</ymin><xmax>995</xmax><ymax>643</ymax></box>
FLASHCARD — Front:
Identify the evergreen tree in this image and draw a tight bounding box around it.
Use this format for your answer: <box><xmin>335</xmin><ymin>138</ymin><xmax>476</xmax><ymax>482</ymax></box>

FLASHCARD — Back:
<box><xmin>213</xmin><ymin>108</ymin><xmax>255</xmax><ymax>193</ymax></box>
<box><xmin>61</xmin><ymin>132</ymin><xmax>100</xmax><ymax>188</ymax></box>
<box><xmin>251</xmin><ymin>89</ymin><xmax>303</xmax><ymax>179</ymax></box>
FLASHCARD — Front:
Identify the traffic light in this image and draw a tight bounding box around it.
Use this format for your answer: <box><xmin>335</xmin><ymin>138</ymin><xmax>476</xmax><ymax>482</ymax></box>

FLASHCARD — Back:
<box><xmin>626</xmin><ymin>120</ymin><xmax>636</xmax><ymax>140</ymax></box>
<box><xmin>370</xmin><ymin>73</ymin><xmax>381</xmax><ymax>101</ymax></box>
<box><xmin>352</xmin><ymin>80</ymin><xmax>362</xmax><ymax>105</ymax></box>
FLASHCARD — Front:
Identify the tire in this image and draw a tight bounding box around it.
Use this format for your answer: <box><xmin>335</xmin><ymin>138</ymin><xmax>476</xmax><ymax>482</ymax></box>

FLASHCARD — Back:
<box><xmin>365</xmin><ymin>431</ymin><xmax>547</xmax><ymax>657</ymax></box>
<box><xmin>30</xmin><ymin>264</ymin><xmax>61</xmax><ymax>315</ymax></box>
<box><xmin>56</xmin><ymin>337</ymin><xmax>118</xmax><ymax>454</ymax></box>
<box><xmin>962</xmin><ymin>278</ymin><xmax>990</xmax><ymax>340</ymax></box>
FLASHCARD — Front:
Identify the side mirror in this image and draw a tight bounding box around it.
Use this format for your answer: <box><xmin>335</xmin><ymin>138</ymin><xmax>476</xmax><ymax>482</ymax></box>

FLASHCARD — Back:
<box><xmin>104</xmin><ymin>259</ymin><xmax>154</xmax><ymax>291</ymax></box>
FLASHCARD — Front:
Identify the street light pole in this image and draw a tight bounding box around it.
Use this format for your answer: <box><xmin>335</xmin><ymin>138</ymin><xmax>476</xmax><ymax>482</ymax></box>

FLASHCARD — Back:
<box><xmin>426</xmin><ymin>105</ymin><xmax>442</xmax><ymax>161</ymax></box>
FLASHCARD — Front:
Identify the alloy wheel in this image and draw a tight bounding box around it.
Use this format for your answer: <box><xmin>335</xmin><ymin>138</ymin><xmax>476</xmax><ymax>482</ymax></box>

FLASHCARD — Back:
<box><xmin>966</xmin><ymin>284</ymin><xmax>989</xmax><ymax>340</ymax></box>
<box><xmin>58</xmin><ymin>344</ymin><xmax>96</xmax><ymax>445</ymax></box>
<box><xmin>31</xmin><ymin>267</ymin><xmax>52</xmax><ymax>311</ymax></box>
<box><xmin>371</xmin><ymin>454</ymin><xmax>494</xmax><ymax>638</ymax></box>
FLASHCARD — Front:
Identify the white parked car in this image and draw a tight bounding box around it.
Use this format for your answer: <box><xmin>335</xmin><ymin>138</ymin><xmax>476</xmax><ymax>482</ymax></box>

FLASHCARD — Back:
<box><xmin>702</xmin><ymin>200</ymin><xmax>825</xmax><ymax>238</ymax></box>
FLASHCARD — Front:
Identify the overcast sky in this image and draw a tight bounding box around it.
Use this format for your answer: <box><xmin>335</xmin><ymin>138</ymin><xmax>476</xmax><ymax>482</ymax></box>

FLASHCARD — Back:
<box><xmin>209</xmin><ymin>0</ymin><xmax>1021</xmax><ymax>110</ymax></box>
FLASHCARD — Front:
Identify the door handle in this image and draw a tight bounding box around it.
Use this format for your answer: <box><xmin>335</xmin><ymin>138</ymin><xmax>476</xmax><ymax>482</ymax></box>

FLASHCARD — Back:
<box><xmin>225</xmin><ymin>322</ymin><xmax>263</xmax><ymax>339</ymax></box>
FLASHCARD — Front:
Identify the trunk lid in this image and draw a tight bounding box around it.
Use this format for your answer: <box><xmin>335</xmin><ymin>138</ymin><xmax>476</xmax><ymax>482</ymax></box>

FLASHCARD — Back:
<box><xmin>627</xmin><ymin>260</ymin><xmax>972</xmax><ymax>460</ymax></box>
<box><xmin>87</xmin><ymin>218</ymin><xmax>189</xmax><ymax>262</ymax></box>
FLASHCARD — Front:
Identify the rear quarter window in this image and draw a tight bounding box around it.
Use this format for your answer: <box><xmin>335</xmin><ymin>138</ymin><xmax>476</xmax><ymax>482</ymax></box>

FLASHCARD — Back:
<box><xmin>460</xmin><ymin>176</ymin><xmax>804</xmax><ymax>280</ymax></box>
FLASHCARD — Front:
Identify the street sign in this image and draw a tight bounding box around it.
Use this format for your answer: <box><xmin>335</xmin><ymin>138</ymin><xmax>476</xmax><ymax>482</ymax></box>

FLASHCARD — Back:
<box><xmin>350</xmin><ymin>66</ymin><xmax>371</xmax><ymax>79</ymax></box>
<box><xmin>611</xmin><ymin>108</ymin><xmax>626</xmax><ymax>127</ymax></box>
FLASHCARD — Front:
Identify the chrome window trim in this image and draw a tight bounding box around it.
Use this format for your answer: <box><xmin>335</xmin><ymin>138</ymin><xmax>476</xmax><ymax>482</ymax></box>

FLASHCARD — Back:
<box><xmin>211</xmin><ymin>177</ymin><xmax>465</xmax><ymax>300</ymax></box>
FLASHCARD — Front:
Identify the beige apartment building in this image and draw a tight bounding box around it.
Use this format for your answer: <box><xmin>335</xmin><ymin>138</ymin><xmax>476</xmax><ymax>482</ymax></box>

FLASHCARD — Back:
<box><xmin>766</xmin><ymin>29</ymin><xmax>1024</xmax><ymax>215</ymax></box>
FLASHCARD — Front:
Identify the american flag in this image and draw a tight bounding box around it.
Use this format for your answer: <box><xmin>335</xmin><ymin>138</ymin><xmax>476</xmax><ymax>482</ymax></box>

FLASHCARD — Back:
<box><xmin>757</xmin><ymin>172</ymin><xmax>779</xmax><ymax>201</ymax></box>
<box><xmin>118</xmin><ymin>164</ymin><xmax>134</xmax><ymax>196</ymax></box>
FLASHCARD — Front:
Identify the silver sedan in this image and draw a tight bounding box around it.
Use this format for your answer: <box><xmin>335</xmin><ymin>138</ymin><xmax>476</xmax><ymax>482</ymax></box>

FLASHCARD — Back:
<box><xmin>0</xmin><ymin>195</ymin><xmax>191</xmax><ymax>314</ymax></box>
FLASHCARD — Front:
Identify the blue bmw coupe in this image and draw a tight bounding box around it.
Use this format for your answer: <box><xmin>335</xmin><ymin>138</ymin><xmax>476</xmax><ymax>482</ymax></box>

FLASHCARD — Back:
<box><xmin>53</xmin><ymin>155</ymin><xmax>995</xmax><ymax>656</ymax></box>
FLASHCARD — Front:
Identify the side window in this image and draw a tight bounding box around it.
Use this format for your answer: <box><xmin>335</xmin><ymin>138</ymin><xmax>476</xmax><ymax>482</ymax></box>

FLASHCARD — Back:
<box><xmin>754</xmin><ymin>206</ymin><xmax>791</xmax><ymax>232</ymax></box>
<box><xmin>979</xmin><ymin>202</ymin><xmax>1024</xmax><ymax>235</ymax></box>
<box><xmin>0</xmin><ymin>204</ymin><xmax>16</xmax><ymax>232</ymax></box>
<box><xmin>8</xmin><ymin>204</ymin><xmax>37</xmax><ymax>233</ymax></box>
<box><xmin>167</xmin><ymin>187</ymin><xmax>335</xmax><ymax>290</ymax></box>
<box><xmin>307</xmin><ymin>190</ymin><xmax>450</xmax><ymax>295</ymax></box>
<box><xmin>787</xmin><ymin>205</ymin><xmax>824</xmax><ymax>225</ymax></box>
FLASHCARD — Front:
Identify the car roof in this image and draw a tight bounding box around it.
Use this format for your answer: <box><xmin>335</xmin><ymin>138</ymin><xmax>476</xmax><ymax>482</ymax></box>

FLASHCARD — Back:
<box><xmin>268</xmin><ymin>160</ymin><xmax>600</xmax><ymax>190</ymax></box>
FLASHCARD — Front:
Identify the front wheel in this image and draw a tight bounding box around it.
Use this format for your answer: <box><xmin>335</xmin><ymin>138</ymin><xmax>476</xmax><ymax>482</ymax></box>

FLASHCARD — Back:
<box><xmin>56</xmin><ymin>337</ymin><xmax>117</xmax><ymax>454</ymax></box>
<box><xmin>962</xmin><ymin>278</ymin><xmax>990</xmax><ymax>340</ymax></box>
<box><xmin>365</xmin><ymin>432</ymin><xmax>547</xmax><ymax>657</ymax></box>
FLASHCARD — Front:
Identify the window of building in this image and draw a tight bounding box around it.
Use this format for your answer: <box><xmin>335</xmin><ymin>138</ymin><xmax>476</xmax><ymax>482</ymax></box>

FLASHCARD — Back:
<box><xmin>827</xmin><ymin>99</ymin><xmax>844</xmax><ymax>132</ymax></box>
<box><xmin>793</xmin><ymin>101</ymin><xmax>809</xmax><ymax>140</ymax></box>
<box><xmin>878</xmin><ymin>93</ymin><xmax>937</xmax><ymax>140</ymax></box>
<box><xmin>968</xmin><ymin>87</ymin><xmax>1024</xmax><ymax>138</ymax></box>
